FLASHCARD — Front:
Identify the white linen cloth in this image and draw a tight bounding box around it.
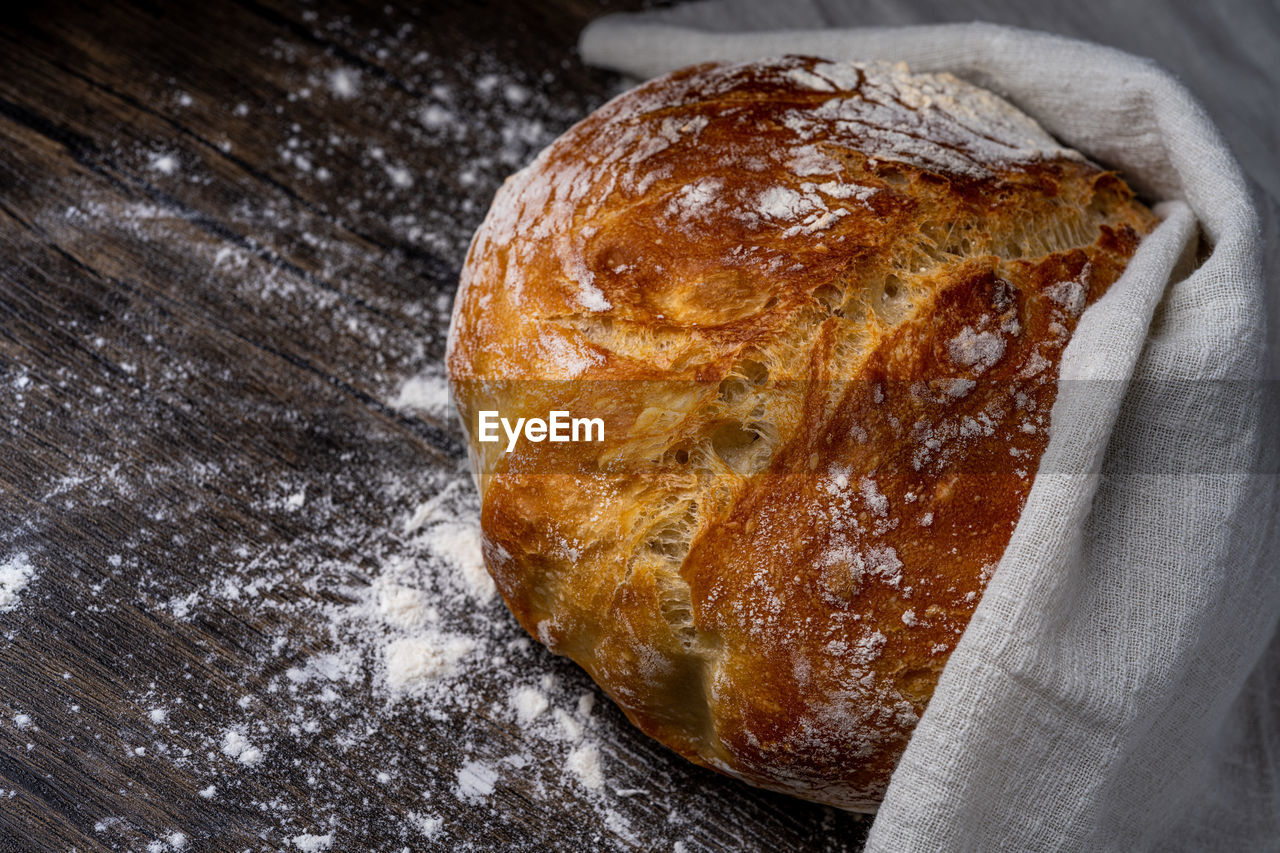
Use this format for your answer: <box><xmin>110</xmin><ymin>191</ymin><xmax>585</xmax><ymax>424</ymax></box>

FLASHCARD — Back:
<box><xmin>580</xmin><ymin>9</ymin><xmax>1279</xmax><ymax>851</ymax></box>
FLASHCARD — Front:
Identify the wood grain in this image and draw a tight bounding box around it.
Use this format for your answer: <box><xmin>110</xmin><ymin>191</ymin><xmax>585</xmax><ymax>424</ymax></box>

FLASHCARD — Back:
<box><xmin>0</xmin><ymin>1</ymin><xmax>871</xmax><ymax>850</ymax></box>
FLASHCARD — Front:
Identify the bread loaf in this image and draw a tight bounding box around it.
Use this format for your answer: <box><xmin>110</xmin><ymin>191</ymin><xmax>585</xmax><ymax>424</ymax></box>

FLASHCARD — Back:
<box><xmin>446</xmin><ymin>56</ymin><xmax>1156</xmax><ymax>810</ymax></box>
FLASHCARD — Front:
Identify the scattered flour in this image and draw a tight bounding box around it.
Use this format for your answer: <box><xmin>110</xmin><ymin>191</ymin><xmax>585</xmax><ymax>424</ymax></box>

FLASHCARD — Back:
<box><xmin>511</xmin><ymin>685</ymin><xmax>549</xmax><ymax>725</ymax></box>
<box><xmin>577</xmin><ymin>280</ymin><xmax>611</xmax><ymax>312</ymax></box>
<box><xmin>386</xmin><ymin>164</ymin><xmax>414</xmax><ymax>189</ymax></box>
<box><xmin>291</xmin><ymin>833</ymin><xmax>333</xmax><ymax>852</ymax></box>
<box><xmin>537</xmin><ymin>334</ymin><xmax>597</xmax><ymax>379</ymax></box>
<box><xmin>419</xmin><ymin>521</ymin><xmax>495</xmax><ymax>603</ymax></box>
<box><xmin>392</xmin><ymin>371</ymin><xmax>451</xmax><ymax>420</ymax></box>
<box><xmin>666</xmin><ymin>177</ymin><xmax>721</xmax><ymax>218</ymax></box>
<box><xmin>384</xmin><ymin>634</ymin><xmax>474</xmax><ymax>691</ymax></box>
<box><xmin>419</xmin><ymin>104</ymin><xmax>453</xmax><ymax>130</ymax></box>
<box><xmin>948</xmin><ymin>325</ymin><xmax>1007</xmax><ymax>373</ymax></box>
<box><xmin>410</xmin><ymin>813</ymin><xmax>443</xmax><ymax>838</ymax></box>
<box><xmin>375</xmin><ymin>580</ymin><xmax>427</xmax><ymax>629</ymax></box>
<box><xmin>148</xmin><ymin>153</ymin><xmax>179</xmax><ymax>175</ymax></box>
<box><xmin>1048</xmin><ymin>277</ymin><xmax>1088</xmax><ymax>317</ymax></box>
<box><xmin>326</xmin><ymin>67</ymin><xmax>359</xmax><ymax>99</ymax></box>
<box><xmin>567</xmin><ymin>743</ymin><xmax>605</xmax><ymax>790</ymax></box>
<box><xmin>454</xmin><ymin>760</ymin><xmax>498</xmax><ymax>802</ymax></box>
<box><xmin>757</xmin><ymin>186</ymin><xmax>818</xmax><ymax>222</ymax></box>
<box><xmin>220</xmin><ymin>728</ymin><xmax>264</xmax><ymax>767</ymax></box>
<box><xmin>0</xmin><ymin>553</ymin><xmax>34</xmax><ymax>612</ymax></box>
<box><xmin>859</xmin><ymin>477</ymin><xmax>889</xmax><ymax>517</ymax></box>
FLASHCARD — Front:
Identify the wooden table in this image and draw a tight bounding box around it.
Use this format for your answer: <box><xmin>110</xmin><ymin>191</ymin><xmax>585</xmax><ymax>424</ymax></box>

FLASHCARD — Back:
<box><xmin>0</xmin><ymin>1</ymin><xmax>873</xmax><ymax>850</ymax></box>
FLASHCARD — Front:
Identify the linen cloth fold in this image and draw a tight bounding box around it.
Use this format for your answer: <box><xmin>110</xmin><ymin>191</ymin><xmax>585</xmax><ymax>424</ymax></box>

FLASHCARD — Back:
<box><xmin>579</xmin><ymin>11</ymin><xmax>1279</xmax><ymax>852</ymax></box>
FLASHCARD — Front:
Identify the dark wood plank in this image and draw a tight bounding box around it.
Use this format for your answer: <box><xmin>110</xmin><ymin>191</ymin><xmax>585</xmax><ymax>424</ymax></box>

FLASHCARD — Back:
<box><xmin>0</xmin><ymin>1</ymin><xmax>871</xmax><ymax>850</ymax></box>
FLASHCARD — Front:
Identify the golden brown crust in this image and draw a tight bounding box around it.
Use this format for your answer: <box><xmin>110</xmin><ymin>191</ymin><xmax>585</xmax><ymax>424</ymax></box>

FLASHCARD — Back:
<box><xmin>447</xmin><ymin>56</ymin><xmax>1156</xmax><ymax>810</ymax></box>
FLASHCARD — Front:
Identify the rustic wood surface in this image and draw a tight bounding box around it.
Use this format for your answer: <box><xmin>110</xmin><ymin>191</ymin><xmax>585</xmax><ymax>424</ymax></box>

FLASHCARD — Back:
<box><xmin>0</xmin><ymin>1</ymin><xmax>878</xmax><ymax>851</ymax></box>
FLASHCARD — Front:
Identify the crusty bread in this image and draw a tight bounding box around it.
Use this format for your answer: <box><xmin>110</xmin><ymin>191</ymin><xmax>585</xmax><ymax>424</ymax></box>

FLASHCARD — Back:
<box><xmin>446</xmin><ymin>56</ymin><xmax>1155</xmax><ymax>810</ymax></box>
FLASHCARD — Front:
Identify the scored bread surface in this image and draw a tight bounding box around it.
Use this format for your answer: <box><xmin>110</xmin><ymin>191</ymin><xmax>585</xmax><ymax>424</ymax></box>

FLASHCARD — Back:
<box><xmin>447</xmin><ymin>56</ymin><xmax>1155</xmax><ymax>810</ymax></box>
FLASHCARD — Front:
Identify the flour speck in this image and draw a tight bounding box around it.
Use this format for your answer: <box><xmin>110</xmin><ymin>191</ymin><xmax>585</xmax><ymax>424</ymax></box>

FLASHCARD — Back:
<box><xmin>149</xmin><ymin>152</ymin><xmax>179</xmax><ymax>174</ymax></box>
<box><xmin>384</xmin><ymin>634</ymin><xmax>474</xmax><ymax>692</ymax></box>
<box><xmin>392</xmin><ymin>371</ymin><xmax>451</xmax><ymax>420</ymax></box>
<box><xmin>455</xmin><ymin>759</ymin><xmax>498</xmax><ymax>802</ymax></box>
<box><xmin>0</xmin><ymin>553</ymin><xmax>34</xmax><ymax>612</ymax></box>
<box><xmin>567</xmin><ymin>743</ymin><xmax>605</xmax><ymax>790</ymax></box>
<box><xmin>220</xmin><ymin>728</ymin><xmax>265</xmax><ymax>767</ymax></box>
<box><xmin>327</xmin><ymin>68</ymin><xmax>359</xmax><ymax>99</ymax></box>
<box><xmin>291</xmin><ymin>833</ymin><xmax>334</xmax><ymax>852</ymax></box>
